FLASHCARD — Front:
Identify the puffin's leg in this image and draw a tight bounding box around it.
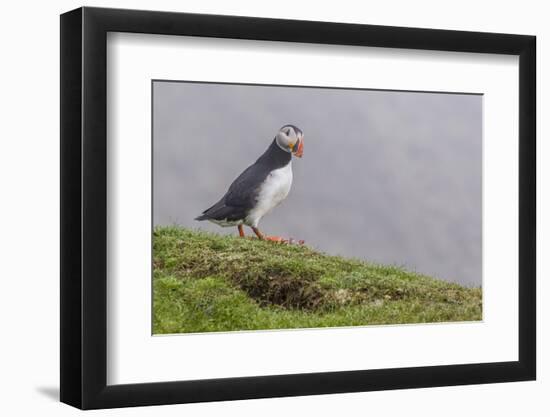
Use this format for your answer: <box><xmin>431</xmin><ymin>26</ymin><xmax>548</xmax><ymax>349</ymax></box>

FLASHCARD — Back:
<box><xmin>252</xmin><ymin>227</ymin><xmax>287</xmax><ymax>243</ymax></box>
<box><xmin>251</xmin><ymin>226</ymin><xmax>264</xmax><ymax>240</ymax></box>
<box><xmin>238</xmin><ymin>224</ymin><xmax>245</xmax><ymax>237</ymax></box>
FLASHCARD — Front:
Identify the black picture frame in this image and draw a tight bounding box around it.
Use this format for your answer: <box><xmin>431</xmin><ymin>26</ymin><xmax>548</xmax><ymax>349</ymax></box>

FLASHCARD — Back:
<box><xmin>60</xmin><ymin>6</ymin><xmax>536</xmax><ymax>410</ymax></box>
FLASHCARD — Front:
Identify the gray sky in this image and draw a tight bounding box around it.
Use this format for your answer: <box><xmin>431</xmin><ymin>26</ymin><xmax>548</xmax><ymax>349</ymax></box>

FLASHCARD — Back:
<box><xmin>153</xmin><ymin>81</ymin><xmax>482</xmax><ymax>287</ymax></box>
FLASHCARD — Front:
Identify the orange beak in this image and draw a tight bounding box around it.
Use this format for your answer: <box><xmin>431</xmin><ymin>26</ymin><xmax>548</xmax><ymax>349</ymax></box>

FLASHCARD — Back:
<box><xmin>294</xmin><ymin>138</ymin><xmax>304</xmax><ymax>158</ymax></box>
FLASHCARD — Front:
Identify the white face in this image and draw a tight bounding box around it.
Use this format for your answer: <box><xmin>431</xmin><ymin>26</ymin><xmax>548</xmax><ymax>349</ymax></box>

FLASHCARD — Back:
<box><xmin>275</xmin><ymin>125</ymin><xmax>304</xmax><ymax>157</ymax></box>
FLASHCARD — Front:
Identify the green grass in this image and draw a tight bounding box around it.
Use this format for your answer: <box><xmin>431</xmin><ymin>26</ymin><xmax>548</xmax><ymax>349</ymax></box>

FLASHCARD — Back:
<box><xmin>153</xmin><ymin>226</ymin><xmax>482</xmax><ymax>334</ymax></box>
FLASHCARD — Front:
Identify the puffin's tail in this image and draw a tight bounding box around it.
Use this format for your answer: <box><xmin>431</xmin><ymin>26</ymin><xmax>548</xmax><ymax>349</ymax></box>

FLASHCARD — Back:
<box><xmin>195</xmin><ymin>200</ymin><xmax>223</xmax><ymax>221</ymax></box>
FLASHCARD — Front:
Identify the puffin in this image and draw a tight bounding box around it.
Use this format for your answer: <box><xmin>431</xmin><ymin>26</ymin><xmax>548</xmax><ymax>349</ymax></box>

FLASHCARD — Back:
<box><xmin>195</xmin><ymin>125</ymin><xmax>304</xmax><ymax>242</ymax></box>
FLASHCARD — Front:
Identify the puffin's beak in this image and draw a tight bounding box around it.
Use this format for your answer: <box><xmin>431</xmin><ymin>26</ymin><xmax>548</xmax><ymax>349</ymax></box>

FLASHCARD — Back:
<box><xmin>293</xmin><ymin>138</ymin><xmax>304</xmax><ymax>158</ymax></box>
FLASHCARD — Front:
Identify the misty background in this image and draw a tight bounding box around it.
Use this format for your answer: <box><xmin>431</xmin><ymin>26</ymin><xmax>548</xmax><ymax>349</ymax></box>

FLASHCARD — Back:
<box><xmin>153</xmin><ymin>81</ymin><xmax>482</xmax><ymax>287</ymax></box>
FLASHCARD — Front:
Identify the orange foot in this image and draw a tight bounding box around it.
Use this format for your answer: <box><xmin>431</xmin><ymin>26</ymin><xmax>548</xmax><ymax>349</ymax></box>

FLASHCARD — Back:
<box><xmin>265</xmin><ymin>236</ymin><xmax>288</xmax><ymax>244</ymax></box>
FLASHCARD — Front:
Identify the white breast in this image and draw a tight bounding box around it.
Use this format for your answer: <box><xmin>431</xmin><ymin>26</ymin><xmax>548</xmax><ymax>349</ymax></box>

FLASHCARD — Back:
<box><xmin>245</xmin><ymin>162</ymin><xmax>293</xmax><ymax>227</ymax></box>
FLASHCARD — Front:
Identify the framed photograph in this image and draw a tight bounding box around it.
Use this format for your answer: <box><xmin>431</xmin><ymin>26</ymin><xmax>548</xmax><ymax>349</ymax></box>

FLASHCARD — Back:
<box><xmin>60</xmin><ymin>6</ymin><xmax>536</xmax><ymax>409</ymax></box>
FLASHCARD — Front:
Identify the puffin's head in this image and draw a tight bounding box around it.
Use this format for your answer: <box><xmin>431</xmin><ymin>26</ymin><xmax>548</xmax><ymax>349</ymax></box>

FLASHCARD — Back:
<box><xmin>275</xmin><ymin>125</ymin><xmax>304</xmax><ymax>158</ymax></box>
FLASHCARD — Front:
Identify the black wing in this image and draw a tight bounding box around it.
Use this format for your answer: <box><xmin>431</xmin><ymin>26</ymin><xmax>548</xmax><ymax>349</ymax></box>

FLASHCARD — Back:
<box><xmin>225</xmin><ymin>163</ymin><xmax>269</xmax><ymax>208</ymax></box>
<box><xmin>195</xmin><ymin>163</ymin><xmax>270</xmax><ymax>221</ymax></box>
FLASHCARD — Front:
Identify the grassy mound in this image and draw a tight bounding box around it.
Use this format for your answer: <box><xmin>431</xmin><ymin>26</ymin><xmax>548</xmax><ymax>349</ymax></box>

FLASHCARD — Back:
<box><xmin>153</xmin><ymin>227</ymin><xmax>482</xmax><ymax>334</ymax></box>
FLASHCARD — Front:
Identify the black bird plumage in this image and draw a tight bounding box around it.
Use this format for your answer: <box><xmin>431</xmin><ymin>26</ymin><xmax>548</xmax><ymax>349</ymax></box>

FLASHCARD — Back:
<box><xmin>195</xmin><ymin>138</ymin><xmax>292</xmax><ymax>224</ymax></box>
